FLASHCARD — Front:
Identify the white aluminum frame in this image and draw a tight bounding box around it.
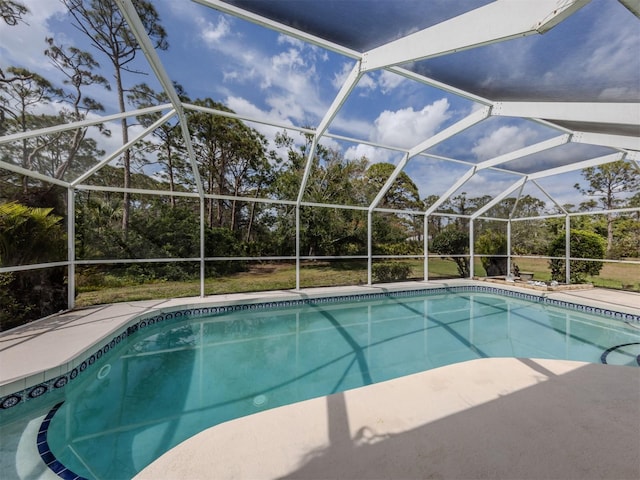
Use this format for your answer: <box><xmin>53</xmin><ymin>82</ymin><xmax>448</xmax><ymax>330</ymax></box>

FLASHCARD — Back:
<box><xmin>1</xmin><ymin>0</ymin><xmax>638</xmax><ymax>312</ymax></box>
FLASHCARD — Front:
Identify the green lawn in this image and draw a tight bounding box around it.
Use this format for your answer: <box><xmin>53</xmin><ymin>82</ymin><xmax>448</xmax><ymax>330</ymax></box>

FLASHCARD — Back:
<box><xmin>75</xmin><ymin>257</ymin><xmax>639</xmax><ymax>307</ymax></box>
<box><xmin>512</xmin><ymin>257</ymin><xmax>640</xmax><ymax>291</ymax></box>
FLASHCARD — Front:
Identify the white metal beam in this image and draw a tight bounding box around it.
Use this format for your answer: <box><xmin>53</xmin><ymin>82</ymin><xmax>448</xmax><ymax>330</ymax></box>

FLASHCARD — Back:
<box><xmin>183</xmin><ymin>103</ymin><xmax>315</xmax><ymax>135</ymax></box>
<box><xmin>476</xmin><ymin>134</ymin><xmax>571</xmax><ymax>170</ymax></box>
<box><xmin>361</xmin><ymin>0</ymin><xmax>589</xmax><ymax>72</ymax></box>
<box><xmin>368</xmin><ymin>106</ymin><xmax>490</xmax><ymax>212</ymax></box>
<box><xmin>572</xmin><ymin>131</ymin><xmax>640</xmax><ymax>151</ymax></box>
<box><xmin>493</xmin><ymin>102</ymin><xmax>640</xmax><ymax>125</ymax></box>
<box><xmin>471</xmin><ymin>177</ymin><xmax>528</xmax><ymax>219</ymax></box>
<box><xmin>508</xmin><ymin>181</ymin><xmax>527</xmax><ymax>218</ymax></box>
<box><xmin>410</xmin><ymin>106</ymin><xmax>491</xmax><ymax>159</ymax></box>
<box><xmin>531</xmin><ymin>179</ymin><xmax>568</xmax><ymax>214</ymax></box>
<box><xmin>0</xmin><ymin>104</ymin><xmax>170</xmax><ymax>146</ymax></box>
<box><xmin>72</xmin><ymin>110</ymin><xmax>177</xmax><ymax>186</ymax></box>
<box><xmin>387</xmin><ymin>66</ymin><xmax>493</xmax><ymax>106</ymax></box>
<box><xmin>67</xmin><ymin>188</ymin><xmax>75</xmax><ymax>309</ymax></box>
<box><xmin>528</xmin><ymin>152</ymin><xmax>625</xmax><ymax>179</ymax></box>
<box><xmin>317</xmin><ymin>62</ymin><xmax>362</xmax><ymax>138</ymax></box>
<box><xmin>619</xmin><ymin>0</ymin><xmax>640</xmax><ymax>18</ymax></box>
<box><xmin>0</xmin><ymin>160</ymin><xmax>71</xmax><ymax>188</ymax></box>
<box><xmin>424</xmin><ymin>167</ymin><xmax>476</xmax><ymax>216</ymax></box>
<box><xmin>116</xmin><ymin>0</ymin><xmax>205</xmax><ymax>198</ymax></box>
<box><xmin>192</xmin><ymin>0</ymin><xmax>360</xmax><ymax>59</ymax></box>
<box><xmin>296</xmin><ymin>63</ymin><xmax>362</xmax><ymax>209</ymax></box>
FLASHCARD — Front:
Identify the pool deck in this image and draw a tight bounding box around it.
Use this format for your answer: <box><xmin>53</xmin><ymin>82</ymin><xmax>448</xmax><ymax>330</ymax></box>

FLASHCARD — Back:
<box><xmin>1</xmin><ymin>280</ymin><xmax>639</xmax><ymax>479</ymax></box>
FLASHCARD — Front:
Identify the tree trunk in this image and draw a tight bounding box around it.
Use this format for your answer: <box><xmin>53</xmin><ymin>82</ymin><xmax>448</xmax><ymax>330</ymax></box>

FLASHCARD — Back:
<box><xmin>115</xmin><ymin>68</ymin><xmax>130</xmax><ymax>238</ymax></box>
<box><xmin>607</xmin><ymin>212</ymin><xmax>614</xmax><ymax>255</ymax></box>
<box><xmin>166</xmin><ymin>141</ymin><xmax>175</xmax><ymax>208</ymax></box>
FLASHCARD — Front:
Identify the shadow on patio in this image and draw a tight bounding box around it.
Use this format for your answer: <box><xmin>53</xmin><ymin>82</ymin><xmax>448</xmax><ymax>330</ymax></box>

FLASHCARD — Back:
<box><xmin>137</xmin><ymin>357</ymin><xmax>640</xmax><ymax>480</ymax></box>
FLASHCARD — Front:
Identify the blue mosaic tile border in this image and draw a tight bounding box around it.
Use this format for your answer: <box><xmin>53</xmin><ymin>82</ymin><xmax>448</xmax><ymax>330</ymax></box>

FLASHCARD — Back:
<box><xmin>37</xmin><ymin>401</ymin><xmax>88</xmax><ymax>480</ymax></box>
<box><xmin>1</xmin><ymin>285</ymin><xmax>638</xmax><ymax>411</ymax></box>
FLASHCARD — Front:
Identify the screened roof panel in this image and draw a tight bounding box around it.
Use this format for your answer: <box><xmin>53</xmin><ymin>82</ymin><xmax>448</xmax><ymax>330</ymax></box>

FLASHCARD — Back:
<box><xmin>492</xmin><ymin>142</ymin><xmax>618</xmax><ymax>174</ymax></box>
<box><xmin>218</xmin><ymin>0</ymin><xmax>493</xmax><ymax>53</ymax></box>
<box><xmin>551</xmin><ymin>121</ymin><xmax>640</xmax><ymax>137</ymax></box>
<box><xmin>423</xmin><ymin>116</ymin><xmax>562</xmax><ymax>165</ymax></box>
<box><xmin>430</xmin><ymin>168</ymin><xmax>524</xmax><ymax>215</ymax></box>
<box><xmin>406</xmin><ymin>0</ymin><xmax>640</xmax><ymax>103</ymax></box>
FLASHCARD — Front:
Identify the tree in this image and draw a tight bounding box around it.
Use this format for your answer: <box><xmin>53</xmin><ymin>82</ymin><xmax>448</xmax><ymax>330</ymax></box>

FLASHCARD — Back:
<box><xmin>364</xmin><ymin>162</ymin><xmax>424</xmax><ymax>250</ymax></box>
<box><xmin>0</xmin><ymin>0</ymin><xmax>28</xmax><ymax>115</ymax></box>
<box><xmin>574</xmin><ymin>161</ymin><xmax>640</xmax><ymax>256</ymax></box>
<box><xmin>548</xmin><ymin>229</ymin><xmax>605</xmax><ymax>283</ymax></box>
<box><xmin>498</xmin><ymin>195</ymin><xmax>548</xmax><ymax>255</ymax></box>
<box><xmin>440</xmin><ymin>192</ymin><xmax>486</xmax><ymax>231</ymax></box>
<box><xmin>63</xmin><ymin>0</ymin><xmax>168</xmax><ymax>236</ymax></box>
<box><xmin>364</xmin><ymin>162</ymin><xmax>422</xmax><ymax>210</ymax></box>
<box><xmin>302</xmin><ymin>148</ymin><xmax>368</xmax><ymax>256</ymax></box>
<box><xmin>0</xmin><ymin>56</ymin><xmax>106</xmax><ymax>208</ymax></box>
<box><xmin>0</xmin><ymin>67</ymin><xmax>61</xmax><ymax>193</ymax></box>
<box><xmin>43</xmin><ymin>38</ymin><xmax>110</xmax><ymax>181</ymax></box>
<box><xmin>0</xmin><ymin>0</ymin><xmax>27</xmax><ymax>26</ymax></box>
<box><xmin>128</xmin><ymin>82</ymin><xmax>190</xmax><ymax>207</ymax></box>
<box><xmin>188</xmin><ymin>98</ymin><xmax>271</xmax><ymax>234</ymax></box>
<box><xmin>430</xmin><ymin>227</ymin><xmax>470</xmax><ymax>278</ymax></box>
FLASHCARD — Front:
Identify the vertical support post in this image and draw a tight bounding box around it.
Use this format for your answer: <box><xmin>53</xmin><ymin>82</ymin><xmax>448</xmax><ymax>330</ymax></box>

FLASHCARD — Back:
<box><xmin>200</xmin><ymin>199</ymin><xmax>205</xmax><ymax>297</ymax></box>
<box><xmin>296</xmin><ymin>205</ymin><xmax>301</xmax><ymax>290</ymax></box>
<box><xmin>469</xmin><ymin>218</ymin><xmax>475</xmax><ymax>278</ymax></box>
<box><xmin>507</xmin><ymin>219</ymin><xmax>512</xmax><ymax>276</ymax></box>
<box><xmin>67</xmin><ymin>188</ymin><xmax>75</xmax><ymax>310</ymax></box>
<box><xmin>367</xmin><ymin>210</ymin><xmax>373</xmax><ymax>285</ymax></box>
<box><xmin>424</xmin><ymin>214</ymin><xmax>429</xmax><ymax>281</ymax></box>
<box><xmin>565</xmin><ymin>215</ymin><xmax>571</xmax><ymax>284</ymax></box>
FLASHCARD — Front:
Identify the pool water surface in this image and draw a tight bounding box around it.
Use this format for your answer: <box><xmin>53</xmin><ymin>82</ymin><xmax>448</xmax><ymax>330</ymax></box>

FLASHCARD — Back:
<box><xmin>10</xmin><ymin>290</ymin><xmax>640</xmax><ymax>479</ymax></box>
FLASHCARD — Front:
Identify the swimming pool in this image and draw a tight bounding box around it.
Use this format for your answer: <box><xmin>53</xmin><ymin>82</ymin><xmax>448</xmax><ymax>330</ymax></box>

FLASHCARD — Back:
<box><xmin>2</xmin><ymin>287</ymin><xmax>639</xmax><ymax>479</ymax></box>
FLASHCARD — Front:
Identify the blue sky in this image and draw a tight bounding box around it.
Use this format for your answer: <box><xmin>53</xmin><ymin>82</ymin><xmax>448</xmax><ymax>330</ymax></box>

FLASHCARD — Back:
<box><xmin>1</xmin><ymin>0</ymin><xmax>637</xmax><ymax>211</ymax></box>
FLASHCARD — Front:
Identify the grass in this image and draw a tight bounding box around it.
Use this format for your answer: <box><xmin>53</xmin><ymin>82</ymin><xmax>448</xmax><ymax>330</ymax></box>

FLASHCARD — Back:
<box><xmin>512</xmin><ymin>257</ymin><xmax>640</xmax><ymax>291</ymax></box>
<box><xmin>75</xmin><ymin>257</ymin><xmax>639</xmax><ymax>307</ymax></box>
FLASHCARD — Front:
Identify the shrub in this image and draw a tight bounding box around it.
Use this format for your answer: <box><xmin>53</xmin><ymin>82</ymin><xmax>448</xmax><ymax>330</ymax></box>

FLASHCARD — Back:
<box><xmin>548</xmin><ymin>229</ymin><xmax>605</xmax><ymax>283</ymax></box>
<box><xmin>0</xmin><ymin>202</ymin><xmax>67</xmax><ymax>331</ymax></box>
<box><xmin>372</xmin><ymin>262</ymin><xmax>412</xmax><ymax>282</ymax></box>
<box><xmin>476</xmin><ymin>230</ymin><xmax>508</xmax><ymax>276</ymax></box>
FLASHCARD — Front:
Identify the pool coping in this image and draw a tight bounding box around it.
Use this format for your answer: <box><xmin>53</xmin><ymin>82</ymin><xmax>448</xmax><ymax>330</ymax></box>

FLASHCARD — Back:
<box><xmin>1</xmin><ymin>279</ymin><xmax>639</xmax><ymax>409</ymax></box>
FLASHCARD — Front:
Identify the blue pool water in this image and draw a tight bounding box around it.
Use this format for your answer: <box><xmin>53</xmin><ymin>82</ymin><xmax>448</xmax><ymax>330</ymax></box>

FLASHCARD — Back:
<box><xmin>9</xmin><ymin>291</ymin><xmax>640</xmax><ymax>479</ymax></box>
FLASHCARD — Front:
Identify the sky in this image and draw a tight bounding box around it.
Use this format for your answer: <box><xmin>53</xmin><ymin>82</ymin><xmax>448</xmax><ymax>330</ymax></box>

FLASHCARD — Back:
<box><xmin>0</xmin><ymin>0</ymin><xmax>638</xmax><ymax>212</ymax></box>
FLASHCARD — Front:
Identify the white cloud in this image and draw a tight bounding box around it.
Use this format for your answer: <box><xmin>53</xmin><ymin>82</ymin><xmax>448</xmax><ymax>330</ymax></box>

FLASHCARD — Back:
<box><xmin>583</xmin><ymin>16</ymin><xmax>639</xmax><ymax>99</ymax></box>
<box><xmin>332</xmin><ymin>63</ymin><xmax>406</xmax><ymax>96</ymax></box>
<box><xmin>405</xmin><ymin>158</ymin><xmax>470</xmax><ymax>199</ymax></box>
<box><xmin>0</xmin><ymin>0</ymin><xmax>68</xmax><ymax>73</ymax></box>
<box><xmin>271</xmin><ymin>48</ymin><xmax>306</xmax><ymax>72</ymax></box>
<box><xmin>371</xmin><ymin>98</ymin><xmax>451</xmax><ymax>148</ymax></box>
<box><xmin>196</xmin><ymin>24</ymin><xmax>328</xmax><ymax>126</ymax></box>
<box><xmin>329</xmin><ymin>115</ymin><xmax>376</xmax><ymax>140</ymax></box>
<box><xmin>344</xmin><ymin>144</ymin><xmax>395</xmax><ymax>164</ymax></box>
<box><xmin>198</xmin><ymin>15</ymin><xmax>231</xmax><ymax>45</ymax></box>
<box><xmin>224</xmin><ymin>95</ymin><xmax>303</xmax><ymax>157</ymax></box>
<box><xmin>471</xmin><ymin>125</ymin><xmax>538</xmax><ymax>161</ymax></box>
<box><xmin>332</xmin><ymin>62</ymin><xmax>354</xmax><ymax>89</ymax></box>
<box><xmin>277</xmin><ymin>34</ymin><xmax>304</xmax><ymax>49</ymax></box>
<box><xmin>378</xmin><ymin>70</ymin><xmax>405</xmax><ymax>94</ymax></box>
<box><xmin>357</xmin><ymin>73</ymin><xmax>377</xmax><ymax>94</ymax></box>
